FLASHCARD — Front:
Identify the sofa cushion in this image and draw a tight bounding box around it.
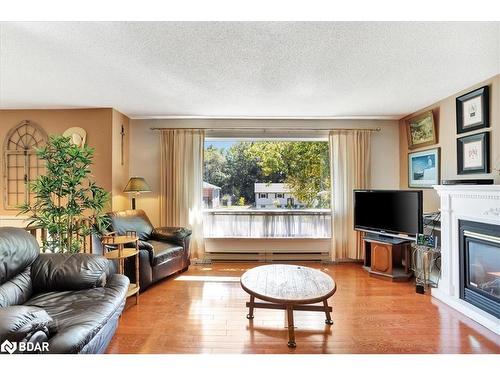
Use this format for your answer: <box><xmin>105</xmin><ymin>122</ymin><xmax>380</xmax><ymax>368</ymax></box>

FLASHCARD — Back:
<box><xmin>0</xmin><ymin>269</ymin><xmax>33</xmax><ymax>308</ymax></box>
<box><xmin>31</xmin><ymin>253</ymin><xmax>109</xmax><ymax>294</ymax></box>
<box><xmin>25</xmin><ymin>274</ymin><xmax>128</xmax><ymax>354</ymax></box>
<box><xmin>0</xmin><ymin>227</ymin><xmax>39</xmax><ymax>285</ymax></box>
<box><xmin>148</xmin><ymin>240</ymin><xmax>184</xmax><ymax>266</ymax></box>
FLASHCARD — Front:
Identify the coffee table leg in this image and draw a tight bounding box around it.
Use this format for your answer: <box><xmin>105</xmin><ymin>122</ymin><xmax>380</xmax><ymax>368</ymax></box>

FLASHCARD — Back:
<box><xmin>323</xmin><ymin>299</ymin><xmax>333</xmax><ymax>325</ymax></box>
<box><xmin>246</xmin><ymin>295</ymin><xmax>255</xmax><ymax>319</ymax></box>
<box><xmin>286</xmin><ymin>306</ymin><xmax>296</xmax><ymax>348</ymax></box>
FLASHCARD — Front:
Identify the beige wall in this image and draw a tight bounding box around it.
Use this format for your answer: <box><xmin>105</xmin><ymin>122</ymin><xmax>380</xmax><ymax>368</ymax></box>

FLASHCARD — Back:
<box><xmin>129</xmin><ymin>118</ymin><xmax>400</xmax><ymax>226</ymax></box>
<box><xmin>111</xmin><ymin>109</ymin><xmax>131</xmax><ymax>211</ymax></box>
<box><xmin>0</xmin><ymin>108</ymin><xmax>130</xmax><ymax>215</ymax></box>
<box><xmin>399</xmin><ymin>74</ymin><xmax>500</xmax><ymax>212</ymax></box>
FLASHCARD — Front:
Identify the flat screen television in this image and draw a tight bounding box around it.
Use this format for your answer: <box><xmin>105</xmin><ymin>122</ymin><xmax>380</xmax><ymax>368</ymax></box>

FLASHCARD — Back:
<box><xmin>354</xmin><ymin>190</ymin><xmax>423</xmax><ymax>238</ymax></box>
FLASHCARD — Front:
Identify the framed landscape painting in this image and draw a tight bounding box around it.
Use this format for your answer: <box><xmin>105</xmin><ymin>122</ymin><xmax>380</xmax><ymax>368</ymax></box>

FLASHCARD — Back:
<box><xmin>456</xmin><ymin>86</ymin><xmax>489</xmax><ymax>134</ymax></box>
<box><xmin>457</xmin><ymin>132</ymin><xmax>490</xmax><ymax>174</ymax></box>
<box><xmin>406</xmin><ymin>111</ymin><xmax>437</xmax><ymax>149</ymax></box>
<box><xmin>408</xmin><ymin>148</ymin><xmax>440</xmax><ymax>188</ymax></box>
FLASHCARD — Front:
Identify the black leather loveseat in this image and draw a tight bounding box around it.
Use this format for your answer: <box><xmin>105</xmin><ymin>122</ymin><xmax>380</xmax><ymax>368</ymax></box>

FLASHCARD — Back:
<box><xmin>92</xmin><ymin>209</ymin><xmax>192</xmax><ymax>291</ymax></box>
<box><xmin>0</xmin><ymin>227</ymin><xmax>129</xmax><ymax>354</ymax></box>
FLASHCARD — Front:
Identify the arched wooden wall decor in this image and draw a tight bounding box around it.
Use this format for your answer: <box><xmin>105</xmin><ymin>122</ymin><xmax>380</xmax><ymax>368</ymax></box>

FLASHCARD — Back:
<box><xmin>3</xmin><ymin>121</ymin><xmax>48</xmax><ymax>209</ymax></box>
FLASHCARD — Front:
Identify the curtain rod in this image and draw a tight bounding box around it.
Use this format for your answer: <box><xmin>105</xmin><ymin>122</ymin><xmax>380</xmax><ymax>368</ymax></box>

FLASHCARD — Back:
<box><xmin>150</xmin><ymin>127</ymin><xmax>381</xmax><ymax>132</ymax></box>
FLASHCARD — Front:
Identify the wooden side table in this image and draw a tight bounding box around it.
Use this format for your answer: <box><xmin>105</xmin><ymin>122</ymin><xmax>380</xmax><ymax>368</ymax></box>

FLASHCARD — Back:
<box><xmin>102</xmin><ymin>231</ymin><xmax>140</xmax><ymax>305</ymax></box>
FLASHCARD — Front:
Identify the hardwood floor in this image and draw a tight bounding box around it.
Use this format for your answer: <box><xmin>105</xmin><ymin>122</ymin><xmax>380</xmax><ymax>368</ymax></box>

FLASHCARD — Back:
<box><xmin>106</xmin><ymin>262</ymin><xmax>500</xmax><ymax>354</ymax></box>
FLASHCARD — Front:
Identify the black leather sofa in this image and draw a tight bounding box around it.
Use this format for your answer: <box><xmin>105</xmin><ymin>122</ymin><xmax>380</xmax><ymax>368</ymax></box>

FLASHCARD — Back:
<box><xmin>0</xmin><ymin>227</ymin><xmax>129</xmax><ymax>354</ymax></box>
<box><xmin>92</xmin><ymin>209</ymin><xmax>192</xmax><ymax>291</ymax></box>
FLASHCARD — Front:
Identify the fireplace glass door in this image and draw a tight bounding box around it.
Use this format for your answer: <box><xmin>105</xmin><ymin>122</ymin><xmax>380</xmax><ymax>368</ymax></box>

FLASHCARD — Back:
<box><xmin>459</xmin><ymin>220</ymin><xmax>500</xmax><ymax>319</ymax></box>
<box><xmin>466</xmin><ymin>239</ymin><xmax>500</xmax><ymax>300</ymax></box>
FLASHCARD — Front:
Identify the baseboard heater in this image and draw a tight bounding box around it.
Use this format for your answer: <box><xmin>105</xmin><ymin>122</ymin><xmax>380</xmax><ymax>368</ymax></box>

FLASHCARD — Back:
<box><xmin>204</xmin><ymin>237</ymin><xmax>331</xmax><ymax>262</ymax></box>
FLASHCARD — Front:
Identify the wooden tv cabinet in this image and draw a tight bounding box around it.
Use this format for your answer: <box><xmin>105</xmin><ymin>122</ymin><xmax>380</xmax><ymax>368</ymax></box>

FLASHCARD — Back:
<box><xmin>363</xmin><ymin>235</ymin><xmax>413</xmax><ymax>281</ymax></box>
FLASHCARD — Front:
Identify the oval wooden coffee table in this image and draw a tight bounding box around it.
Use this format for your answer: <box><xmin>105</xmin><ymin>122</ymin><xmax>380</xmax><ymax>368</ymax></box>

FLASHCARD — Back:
<box><xmin>240</xmin><ymin>264</ymin><xmax>337</xmax><ymax>348</ymax></box>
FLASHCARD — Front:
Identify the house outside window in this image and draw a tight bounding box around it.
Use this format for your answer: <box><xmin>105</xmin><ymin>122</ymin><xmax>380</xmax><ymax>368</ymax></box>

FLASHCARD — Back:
<box><xmin>203</xmin><ymin>181</ymin><xmax>221</xmax><ymax>208</ymax></box>
<box><xmin>254</xmin><ymin>183</ymin><xmax>305</xmax><ymax>209</ymax></box>
<box><xmin>203</xmin><ymin>138</ymin><xmax>331</xmax><ymax>240</ymax></box>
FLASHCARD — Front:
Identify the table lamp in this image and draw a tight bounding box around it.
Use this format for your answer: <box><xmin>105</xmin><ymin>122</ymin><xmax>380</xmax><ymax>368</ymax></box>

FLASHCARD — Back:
<box><xmin>123</xmin><ymin>177</ymin><xmax>151</xmax><ymax>209</ymax></box>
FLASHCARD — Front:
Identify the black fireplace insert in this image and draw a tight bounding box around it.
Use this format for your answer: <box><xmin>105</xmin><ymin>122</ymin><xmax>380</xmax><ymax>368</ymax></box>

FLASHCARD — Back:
<box><xmin>459</xmin><ymin>220</ymin><xmax>500</xmax><ymax>318</ymax></box>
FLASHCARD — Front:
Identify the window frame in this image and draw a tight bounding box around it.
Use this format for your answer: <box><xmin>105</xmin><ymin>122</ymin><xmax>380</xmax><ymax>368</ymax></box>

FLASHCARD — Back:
<box><xmin>3</xmin><ymin>121</ymin><xmax>48</xmax><ymax>210</ymax></box>
<box><xmin>203</xmin><ymin>134</ymin><xmax>332</xmax><ymax>241</ymax></box>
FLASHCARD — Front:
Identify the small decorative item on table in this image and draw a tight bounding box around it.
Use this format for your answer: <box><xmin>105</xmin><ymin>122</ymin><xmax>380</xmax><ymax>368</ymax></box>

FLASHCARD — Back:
<box><xmin>102</xmin><ymin>231</ymin><xmax>140</xmax><ymax>305</ymax></box>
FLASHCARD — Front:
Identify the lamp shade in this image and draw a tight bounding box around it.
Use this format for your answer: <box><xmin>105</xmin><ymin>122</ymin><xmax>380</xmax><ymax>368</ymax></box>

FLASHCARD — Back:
<box><xmin>123</xmin><ymin>177</ymin><xmax>151</xmax><ymax>193</ymax></box>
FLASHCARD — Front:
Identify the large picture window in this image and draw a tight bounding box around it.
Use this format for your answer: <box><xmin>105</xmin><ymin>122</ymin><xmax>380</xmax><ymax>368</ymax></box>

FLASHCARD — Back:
<box><xmin>203</xmin><ymin>139</ymin><xmax>331</xmax><ymax>238</ymax></box>
<box><xmin>3</xmin><ymin>121</ymin><xmax>48</xmax><ymax>209</ymax></box>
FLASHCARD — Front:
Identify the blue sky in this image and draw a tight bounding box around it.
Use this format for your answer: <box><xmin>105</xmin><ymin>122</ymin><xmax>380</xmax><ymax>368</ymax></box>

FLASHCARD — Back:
<box><xmin>204</xmin><ymin>140</ymin><xmax>238</xmax><ymax>149</ymax></box>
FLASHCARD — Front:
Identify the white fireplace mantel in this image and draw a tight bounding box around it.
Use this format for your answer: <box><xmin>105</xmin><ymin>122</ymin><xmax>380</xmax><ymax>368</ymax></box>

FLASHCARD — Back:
<box><xmin>432</xmin><ymin>184</ymin><xmax>500</xmax><ymax>335</ymax></box>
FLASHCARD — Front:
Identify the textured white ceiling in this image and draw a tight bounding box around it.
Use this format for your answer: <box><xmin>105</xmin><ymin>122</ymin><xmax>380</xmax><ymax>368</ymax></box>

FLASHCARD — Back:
<box><xmin>0</xmin><ymin>22</ymin><xmax>499</xmax><ymax>119</ymax></box>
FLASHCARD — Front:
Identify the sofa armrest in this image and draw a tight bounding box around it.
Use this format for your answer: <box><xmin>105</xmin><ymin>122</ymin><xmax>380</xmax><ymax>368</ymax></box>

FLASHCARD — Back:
<box><xmin>31</xmin><ymin>253</ymin><xmax>110</xmax><ymax>293</ymax></box>
<box><xmin>0</xmin><ymin>306</ymin><xmax>53</xmax><ymax>347</ymax></box>
<box><xmin>104</xmin><ymin>273</ymin><xmax>130</xmax><ymax>301</ymax></box>
<box><xmin>151</xmin><ymin>226</ymin><xmax>192</xmax><ymax>246</ymax></box>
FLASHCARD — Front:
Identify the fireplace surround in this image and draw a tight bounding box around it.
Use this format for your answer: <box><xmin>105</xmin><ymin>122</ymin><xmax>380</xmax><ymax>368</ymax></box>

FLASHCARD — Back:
<box><xmin>458</xmin><ymin>220</ymin><xmax>500</xmax><ymax>319</ymax></box>
<box><xmin>433</xmin><ymin>185</ymin><xmax>500</xmax><ymax>335</ymax></box>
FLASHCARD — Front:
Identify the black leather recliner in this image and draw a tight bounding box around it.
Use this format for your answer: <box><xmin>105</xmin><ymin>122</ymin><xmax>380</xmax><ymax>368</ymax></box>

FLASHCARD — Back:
<box><xmin>0</xmin><ymin>227</ymin><xmax>129</xmax><ymax>354</ymax></box>
<box><xmin>92</xmin><ymin>209</ymin><xmax>192</xmax><ymax>291</ymax></box>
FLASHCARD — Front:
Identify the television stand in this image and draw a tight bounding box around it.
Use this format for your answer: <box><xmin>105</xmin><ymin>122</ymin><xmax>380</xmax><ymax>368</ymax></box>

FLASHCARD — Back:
<box><xmin>362</xmin><ymin>234</ymin><xmax>413</xmax><ymax>281</ymax></box>
<box><xmin>363</xmin><ymin>232</ymin><xmax>413</xmax><ymax>244</ymax></box>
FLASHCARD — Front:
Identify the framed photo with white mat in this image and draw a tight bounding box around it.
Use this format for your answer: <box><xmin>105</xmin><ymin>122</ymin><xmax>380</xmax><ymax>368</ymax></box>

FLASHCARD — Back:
<box><xmin>456</xmin><ymin>86</ymin><xmax>489</xmax><ymax>134</ymax></box>
<box><xmin>408</xmin><ymin>148</ymin><xmax>440</xmax><ymax>188</ymax></box>
<box><xmin>457</xmin><ymin>132</ymin><xmax>490</xmax><ymax>174</ymax></box>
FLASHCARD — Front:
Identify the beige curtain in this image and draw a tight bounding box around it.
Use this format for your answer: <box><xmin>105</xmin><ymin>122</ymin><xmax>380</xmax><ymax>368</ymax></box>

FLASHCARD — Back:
<box><xmin>159</xmin><ymin>129</ymin><xmax>205</xmax><ymax>259</ymax></box>
<box><xmin>329</xmin><ymin>130</ymin><xmax>371</xmax><ymax>261</ymax></box>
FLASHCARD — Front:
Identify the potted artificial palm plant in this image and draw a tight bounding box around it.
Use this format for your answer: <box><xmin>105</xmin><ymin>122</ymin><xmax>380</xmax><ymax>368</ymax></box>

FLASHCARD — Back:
<box><xmin>20</xmin><ymin>135</ymin><xmax>109</xmax><ymax>253</ymax></box>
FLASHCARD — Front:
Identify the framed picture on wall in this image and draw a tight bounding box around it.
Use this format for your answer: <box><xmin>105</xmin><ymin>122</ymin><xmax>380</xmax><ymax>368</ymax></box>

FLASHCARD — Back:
<box><xmin>456</xmin><ymin>86</ymin><xmax>489</xmax><ymax>134</ymax></box>
<box><xmin>408</xmin><ymin>148</ymin><xmax>440</xmax><ymax>188</ymax></box>
<box><xmin>406</xmin><ymin>111</ymin><xmax>437</xmax><ymax>149</ymax></box>
<box><xmin>457</xmin><ymin>132</ymin><xmax>490</xmax><ymax>174</ymax></box>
